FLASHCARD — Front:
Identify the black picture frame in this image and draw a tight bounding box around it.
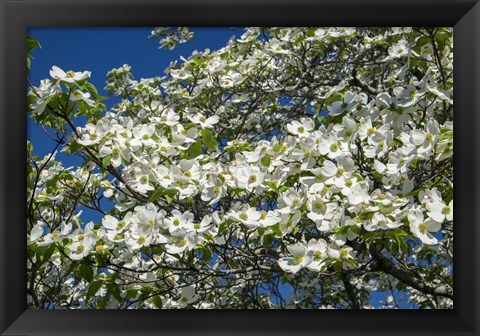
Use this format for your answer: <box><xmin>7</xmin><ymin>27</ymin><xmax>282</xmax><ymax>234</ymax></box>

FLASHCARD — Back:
<box><xmin>1</xmin><ymin>0</ymin><xmax>479</xmax><ymax>335</ymax></box>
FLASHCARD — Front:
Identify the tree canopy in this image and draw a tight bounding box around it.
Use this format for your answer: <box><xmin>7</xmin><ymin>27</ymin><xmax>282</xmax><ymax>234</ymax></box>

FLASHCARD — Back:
<box><xmin>27</xmin><ymin>27</ymin><xmax>453</xmax><ymax>309</ymax></box>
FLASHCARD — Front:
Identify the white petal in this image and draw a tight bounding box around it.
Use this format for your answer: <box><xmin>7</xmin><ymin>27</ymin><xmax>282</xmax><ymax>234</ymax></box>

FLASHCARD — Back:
<box><xmin>286</xmin><ymin>243</ymin><xmax>306</xmax><ymax>257</ymax></box>
<box><xmin>50</xmin><ymin>65</ymin><xmax>66</xmax><ymax>79</ymax></box>
<box><xmin>30</xmin><ymin>224</ymin><xmax>44</xmax><ymax>241</ymax></box>
<box><xmin>102</xmin><ymin>215</ymin><xmax>119</xmax><ymax>230</ymax></box>
<box><xmin>322</xmin><ymin>160</ymin><xmax>337</xmax><ymax>177</ymax></box>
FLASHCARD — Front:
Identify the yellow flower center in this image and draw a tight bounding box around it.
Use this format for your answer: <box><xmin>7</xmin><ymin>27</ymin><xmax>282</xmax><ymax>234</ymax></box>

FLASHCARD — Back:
<box><xmin>321</xmin><ymin>186</ymin><xmax>330</xmax><ymax>195</ymax></box>
<box><xmin>294</xmin><ymin>256</ymin><xmax>304</xmax><ymax>265</ymax></box>
<box><xmin>339</xmin><ymin>248</ymin><xmax>349</xmax><ymax>259</ymax></box>
<box><xmin>419</xmin><ymin>222</ymin><xmax>428</xmax><ymax>233</ymax></box>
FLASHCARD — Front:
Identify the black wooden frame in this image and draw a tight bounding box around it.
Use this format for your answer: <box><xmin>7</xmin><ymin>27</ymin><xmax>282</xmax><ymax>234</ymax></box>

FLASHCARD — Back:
<box><xmin>1</xmin><ymin>0</ymin><xmax>479</xmax><ymax>335</ymax></box>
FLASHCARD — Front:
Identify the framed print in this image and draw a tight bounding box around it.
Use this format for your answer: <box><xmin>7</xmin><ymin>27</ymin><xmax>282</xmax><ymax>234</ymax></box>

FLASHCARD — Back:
<box><xmin>1</xmin><ymin>0</ymin><xmax>479</xmax><ymax>335</ymax></box>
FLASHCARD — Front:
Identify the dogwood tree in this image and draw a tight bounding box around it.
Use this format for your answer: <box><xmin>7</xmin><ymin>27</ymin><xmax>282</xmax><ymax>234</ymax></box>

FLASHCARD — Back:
<box><xmin>27</xmin><ymin>27</ymin><xmax>453</xmax><ymax>309</ymax></box>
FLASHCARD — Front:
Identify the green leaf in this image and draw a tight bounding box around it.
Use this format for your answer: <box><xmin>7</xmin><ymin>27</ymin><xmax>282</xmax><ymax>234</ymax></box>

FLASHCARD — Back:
<box><xmin>152</xmin><ymin>295</ymin><xmax>163</xmax><ymax>309</ymax></box>
<box><xmin>202</xmin><ymin>247</ymin><xmax>212</xmax><ymax>263</ymax></box>
<box><xmin>63</xmin><ymin>261</ymin><xmax>80</xmax><ymax>277</ymax></box>
<box><xmin>79</xmin><ymin>263</ymin><xmax>94</xmax><ymax>282</ymax></box>
<box><xmin>86</xmin><ymin>280</ymin><xmax>103</xmax><ymax>303</ymax></box>
<box><xmin>124</xmin><ymin>289</ymin><xmax>138</xmax><ymax>300</ymax></box>
<box><xmin>201</xmin><ymin>129</ymin><xmax>218</xmax><ymax>151</ymax></box>
<box><xmin>262</xmin><ymin>181</ymin><xmax>278</xmax><ymax>192</ymax></box>
<box><xmin>27</xmin><ymin>36</ymin><xmax>41</xmax><ymax>53</ymax></box>
<box><xmin>36</xmin><ymin>244</ymin><xmax>57</xmax><ymax>265</ymax></box>
<box><xmin>269</xmin><ymin>224</ymin><xmax>283</xmax><ymax>237</ymax></box>
<box><xmin>261</xmin><ymin>155</ymin><xmax>271</xmax><ymax>167</ymax></box>
<box><xmin>41</xmin><ymin>244</ymin><xmax>57</xmax><ymax>264</ymax></box>
<box><xmin>102</xmin><ymin>155</ymin><xmax>112</xmax><ymax>167</ymax></box>
<box><xmin>188</xmin><ymin>140</ymin><xmax>202</xmax><ymax>159</ymax></box>
<box><xmin>414</xmin><ymin>36</ymin><xmax>430</xmax><ymax>53</ymax></box>
<box><xmin>332</xmin><ymin>261</ymin><xmax>342</xmax><ymax>272</ymax></box>
<box><xmin>362</xmin><ymin>231</ymin><xmax>382</xmax><ymax>248</ymax></box>
<box><xmin>377</xmin><ymin>202</ymin><xmax>394</xmax><ymax>213</ymax></box>
<box><xmin>343</xmin><ymin>258</ymin><xmax>359</xmax><ymax>267</ymax></box>
<box><xmin>68</xmin><ymin>140</ymin><xmax>83</xmax><ymax>153</ymax></box>
<box><xmin>106</xmin><ymin>283</ymin><xmax>122</xmax><ymax>301</ymax></box>
<box><xmin>84</xmin><ymin>82</ymin><xmax>99</xmax><ymax>100</ymax></box>
<box><xmin>257</xmin><ymin>227</ymin><xmax>267</xmax><ymax>236</ymax></box>
<box><xmin>263</xmin><ymin>234</ymin><xmax>274</xmax><ymax>248</ymax></box>
<box><xmin>162</xmin><ymin>188</ymin><xmax>178</xmax><ymax>204</ymax></box>
<box><xmin>149</xmin><ymin>189</ymin><xmax>164</xmax><ymax>203</ymax></box>
<box><xmin>385</xmin><ymin>229</ymin><xmax>410</xmax><ymax>253</ymax></box>
<box><xmin>218</xmin><ymin>219</ymin><xmax>234</xmax><ymax>235</ymax></box>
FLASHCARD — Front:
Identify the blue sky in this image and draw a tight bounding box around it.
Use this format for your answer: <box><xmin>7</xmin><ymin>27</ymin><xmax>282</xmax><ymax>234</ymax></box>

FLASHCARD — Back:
<box><xmin>27</xmin><ymin>27</ymin><xmax>412</xmax><ymax>309</ymax></box>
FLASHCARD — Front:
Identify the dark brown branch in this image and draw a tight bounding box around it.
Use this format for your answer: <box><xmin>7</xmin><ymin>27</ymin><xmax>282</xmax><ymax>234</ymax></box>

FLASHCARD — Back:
<box><xmin>340</xmin><ymin>271</ymin><xmax>360</xmax><ymax>309</ymax></box>
<box><xmin>369</xmin><ymin>244</ymin><xmax>453</xmax><ymax>300</ymax></box>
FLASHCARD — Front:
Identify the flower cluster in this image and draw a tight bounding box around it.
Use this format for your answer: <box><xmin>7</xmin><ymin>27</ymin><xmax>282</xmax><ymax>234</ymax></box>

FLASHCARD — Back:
<box><xmin>27</xmin><ymin>27</ymin><xmax>453</xmax><ymax>309</ymax></box>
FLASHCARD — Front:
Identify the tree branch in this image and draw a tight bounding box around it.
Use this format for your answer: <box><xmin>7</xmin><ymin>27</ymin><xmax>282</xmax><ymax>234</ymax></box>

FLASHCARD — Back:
<box><xmin>369</xmin><ymin>244</ymin><xmax>453</xmax><ymax>300</ymax></box>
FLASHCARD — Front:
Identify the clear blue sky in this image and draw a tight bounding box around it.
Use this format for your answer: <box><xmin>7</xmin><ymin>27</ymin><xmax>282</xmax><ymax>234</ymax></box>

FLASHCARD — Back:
<box><xmin>27</xmin><ymin>27</ymin><xmax>411</xmax><ymax>309</ymax></box>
